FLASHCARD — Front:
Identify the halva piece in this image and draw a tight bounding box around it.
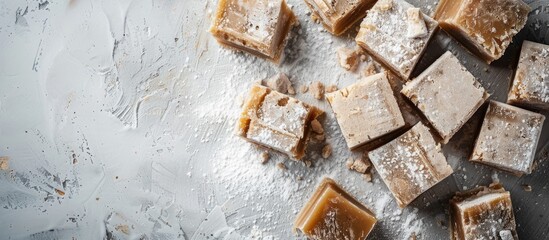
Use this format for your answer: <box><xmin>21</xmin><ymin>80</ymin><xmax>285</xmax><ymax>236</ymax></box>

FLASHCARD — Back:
<box><xmin>294</xmin><ymin>178</ymin><xmax>377</xmax><ymax>240</ymax></box>
<box><xmin>368</xmin><ymin>122</ymin><xmax>453</xmax><ymax>208</ymax></box>
<box><xmin>434</xmin><ymin>0</ymin><xmax>530</xmax><ymax>63</ymax></box>
<box><xmin>450</xmin><ymin>184</ymin><xmax>518</xmax><ymax>240</ymax></box>
<box><xmin>327</xmin><ymin>72</ymin><xmax>405</xmax><ymax>150</ymax></box>
<box><xmin>238</xmin><ymin>85</ymin><xmax>323</xmax><ymax>160</ymax></box>
<box><xmin>470</xmin><ymin>101</ymin><xmax>545</xmax><ymax>176</ymax></box>
<box><xmin>356</xmin><ymin>0</ymin><xmax>438</xmax><ymax>80</ymax></box>
<box><xmin>210</xmin><ymin>0</ymin><xmax>297</xmax><ymax>63</ymax></box>
<box><xmin>402</xmin><ymin>51</ymin><xmax>489</xmax><ymax>144</ymax></box>
<box><xmin>508</xmin><ymin>41</ymin><xmax>549</xmax><ymax>110</ymax></box>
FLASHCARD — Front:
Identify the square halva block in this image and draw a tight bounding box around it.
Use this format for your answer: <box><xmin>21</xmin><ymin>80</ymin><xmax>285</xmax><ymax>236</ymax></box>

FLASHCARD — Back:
<box><xmin>354</xmin><ymin>72</ymin><xmax>424</xmax><ymax>151</ymax></box>
<box><xmin>356</xmin><ymin>0</ymin><xmax>438</xmax><ymax>80</ymax></box>
<box><xmin>304</xmin><ymin>0</ymin><xmax>377</xmax><ymax>35</ymax></box>
<box><xmin>368</xmin><ymin>122</ymin><xmax>453</xmax><ymax>208</ymax></box>
<box><xmin>210</xmin><ymin>0</ymin><xmax>297</xmax><ymax>63</ymax></box>
<box><xmin>238</xmin><ymin>85</ymin><xmax>323</xmax><ymax>160</ymax></box>
<box><xmin>450</xmin><ymin>184</ymin><xmax>518</xmax><ymax>240</ymax></box>
<box><xmin>294</xmin><ymin>178</ymin><xmax>377</xmax><ymax>240</ymax></box>
<box><xmin>434</xmin><ymin>0</ymin><xmax>530</xmax><ymax>63</ymax></box>
<box><xmin>327</xmin><ymin>72</ymin><xmax>405</xmax><ymax>150</ymax></box>
<box><xmin>508</xmin><ymin>41</ymin><xmax>549</xmax><ymax>110</ymax></box>
<box><xmin>402</xmin><ymin>51</ymin><xmax>489</xmax><ymax>144</ymax></box>
<box><xmin>470</xmin><ymin>101</ymin><xmax>545</xmax><ymax>176</ymax></box>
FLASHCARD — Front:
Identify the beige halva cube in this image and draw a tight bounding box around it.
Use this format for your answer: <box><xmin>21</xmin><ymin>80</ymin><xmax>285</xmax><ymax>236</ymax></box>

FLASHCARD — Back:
<box><xmin>353</xmin><ymin>72</ymin><xmax>424</xmax><ymax>151</ymax></box>
<box><xmin>450</xmin><ymin>184</ymin><xmax>518</xmax><ymax>240</ymax></box>
<box><xmin>327</xmin><ymin>72</ymin><xmax>405</xmax><ymax>150</ymax></box>
<box><xmin>210</xmin><ymin>0</ymin><xmax>297</xmax><ymax>63</ymax></box>
<box><xmin>508</xmin><ymin>41</ymin><xmax>549</xmax><ymax>111</ymax></box>
<box><xmin>402</xmin><ymin>51</ymin><xmax>489</xmax><ymax>143</ymax></box>
<box><xmin>368</xmin><ymin>122</ymin><xmax>453</xmax><ymax>208</ymax></box>
<box><xmin>238</xmin><ymin>85</ymin><xmax>323</xmax><ymax>160</ymax></box>
<box><xmin>434</xmin><ymin>0</ymin><xmax>530</xmax><ymax>63</ymax></box>
<box><xmin>293</xmin><ymin>178</ymin><xmax>377</xmax><ymax>239</ymax></box>
<box><xmin>356</xmin><ymin>0</ymin><xmax>438</xmax><ymax>80</ymax></box>
<box><xmin>470</xmin><ymin>101</ymin><xmax>545</xmax><ymax>176</ymax></box>
<box><xmin>304</xmin><ymin>0</ymin><xmax>378</xmax><ymax>35</ymax></box>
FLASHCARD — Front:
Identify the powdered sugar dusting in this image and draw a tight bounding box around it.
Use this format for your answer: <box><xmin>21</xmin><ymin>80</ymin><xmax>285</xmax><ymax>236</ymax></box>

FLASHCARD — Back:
<box><xmin>356</xmin><ymin>0</ymin><xmax>438</xmax><ymax>78</ymax></box>
<box><xmin>509</xmin><ymin>41</ymin><xmax>549</xmax><ymax>107</ymax></box>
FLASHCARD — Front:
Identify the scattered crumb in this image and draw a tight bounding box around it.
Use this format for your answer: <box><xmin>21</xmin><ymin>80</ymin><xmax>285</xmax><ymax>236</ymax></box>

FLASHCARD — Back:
<box><xmin>115</xmin><ymin>224</ymin><xmax>130</xmax><ymax>235</ymax></box>
<box><xmin>522</xmin><ymin>184</ymin><xmax>532</xmax><ymax>192</ymax></box>
<box><xmin>300</xmin><ymin>85</ymin><xmax>308</xmax><ymax>93</ymax></box>
<box><xmin>361</xmin><ymin>62</ymin><xmax>378</xmax><ymax>78</ymax></box>
<box><xmin>311</xmin><ymin>119</ymin><xmax>324</xmax><ymax>134</ymax></box>
<box><xmin>261</xmin><ymin>151</ymin><xmax>270</xmax><ymax>164</ymax></box>
<box><xmin>325</xmin><ymin>84</ymin><xmax>338</xmax><ymax>93</ymax></box>
<box><xmin>348</xmin><ymin>158</ymin><xmax>371</xmax><ymax>174</ymax></box>
<box><xmin>304</xmin><ymin>160</ymin><xmax>312</xmax><ymax>168</ymax></box>
<box><xmin>0</xmin><ymin>156</ymin><xmax>9</xmax><ymax>170</ymax></box>
<box><xmin>55</xmin><ymin>188</ymin><xmax>65</xmax><ymax>196</ymax></box>
<box><xmin>321</xmin><ymin>144</ymin><xmax>332</xmax><ymax>159</ymax></box>
<box><xmin>363</xmin><ymin>173</ymin><xmax>372</xmax><ymax>182</ymax></box>
<box><xmin>264</xmin><ymin>73</ymin><xmax>293</xmax><ymax>94</ymax></box>
<box><xmin>311</xmin><ymin>13</ymin><xmax>320</xmax><ymax>23</ymax></box>
<box><xmin>499</xmin><ymin>230</ymin><xmax>514</xmax><ymax>240</ymax></box>
<box><xmin>310</xmin><ymin>81</ymin><xmax>325</xmax><ymax>100</ymax></box>
<box><xmin>336</xmin><ymin>46</ymin><xmax>359</xmax><ymax>71</ymax></box>
<box><xmin>347</xmin><ymin>156</ymin><xmax>374</xmax><ymax>181</ymax></box>
<box><xmin>277</xmin><ymin>162</ymin><xmax>287</xmax><ymax>170</ymax></box>
<box><xmin>297</xmin><ymin>176</ymin><xmax>304</xmax><ymax>181</ymax></box>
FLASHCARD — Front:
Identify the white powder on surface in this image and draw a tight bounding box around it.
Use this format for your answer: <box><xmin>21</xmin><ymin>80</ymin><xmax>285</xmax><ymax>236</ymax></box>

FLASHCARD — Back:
<box><xmin>198</xmin><ymin>26</ymin><xmax>433</xmax><ymax>236</ymax></box>
<box><xmin>1</xmin><ymin>0</ymin><xmax>546</xmax><ymax>239</ymax></box>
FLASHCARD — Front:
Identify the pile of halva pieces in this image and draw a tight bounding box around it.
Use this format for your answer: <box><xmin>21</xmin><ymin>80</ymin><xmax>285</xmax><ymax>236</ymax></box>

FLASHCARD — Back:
<box><xmin>210</xmin><ymin>0</ymin><xmax>548</xmax><ymax>239</ymax></box>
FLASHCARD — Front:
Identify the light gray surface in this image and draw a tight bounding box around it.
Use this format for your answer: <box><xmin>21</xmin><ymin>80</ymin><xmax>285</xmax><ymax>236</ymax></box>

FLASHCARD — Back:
<box><xmin>0</xmin><ymin>0</ymin><xmax>548</xmax><ymax>239</ymax></box>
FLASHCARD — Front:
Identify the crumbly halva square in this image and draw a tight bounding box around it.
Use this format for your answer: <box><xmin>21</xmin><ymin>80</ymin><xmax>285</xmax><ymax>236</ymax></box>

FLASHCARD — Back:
<box><xmin>508</xmin><ymin>41</ymin><xmax>549</xmax><ymax>110</ymax></box>
<box><xmin>368</xmin><ymin>122</ymin><xmax>453</xmax><ymax>208</ymax></box>
<box><xmin>356</xmin><ymin>0</ymin><xmax>438</xmax><ymax>80</ymax></box>
<box><xmin>238</xmin><ymin>85</ymin><xmax>323</xmax><ymax>160</ymax></box>
<box><xmin>434</xmin><ymin>0</ymin><xmax>530</xmax><ymax>63</ymax></box>
<box><xmin>210</xmin><ymin>0</ymin><xmax>297</xmax><ymax>63</ymax></box>
<box><xmin>450</xmin><ymin>184</ymin><xmax>518</xmax><ymax>240</ymax></box>
<box><xmin>402</xmin><ymin>51</ymin><xmax>489</xmax><ymax>144</ymax></box>
<box><xmin>304</xmin><ymin>0</ymin><xmax>377</xmax><ymax>35</ymax></box>
<box><xmin>327</xmin><ymin>72</ymin><xmax>405</xmax><ymax>150</ymax></box>
<box><xmin>294</xmin><ymin>178</ymin><xmax>377</xmax><ymax>240</ymax></box>
<box><xmin>470</xmin><ymin>101</ymin><xmax>545</xmax><ymax>176</ymax></box>
<box><xmin>350</xmin><ymin>72</ymin><xmax>423</xmax><ymax>151</ymax></box>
